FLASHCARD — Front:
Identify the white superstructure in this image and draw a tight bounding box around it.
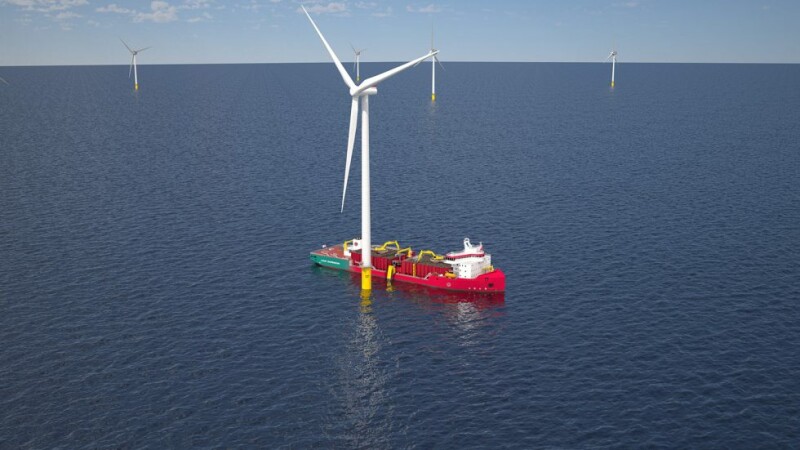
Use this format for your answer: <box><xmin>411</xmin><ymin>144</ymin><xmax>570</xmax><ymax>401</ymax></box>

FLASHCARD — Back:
<box><xmin>445</xmin><ymin>238</ymin><xmax>493</xmax><ymax>279</ymax></box>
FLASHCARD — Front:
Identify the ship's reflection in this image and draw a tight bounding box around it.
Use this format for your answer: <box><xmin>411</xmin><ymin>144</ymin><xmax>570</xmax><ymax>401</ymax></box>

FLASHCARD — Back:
<box><xmin>334</xmin><ymin>291</ymin><xmax>390</xmax><ymax>447</ymax></box>
<box><xmin>385</xmin><ymin>279</ymin><xmax>505</xmax><ymax>347</ymax></box>
<box><xmin>318</xmin><ymin>267</ymin><xmax>505</xmax><ymax>444</ymax></box>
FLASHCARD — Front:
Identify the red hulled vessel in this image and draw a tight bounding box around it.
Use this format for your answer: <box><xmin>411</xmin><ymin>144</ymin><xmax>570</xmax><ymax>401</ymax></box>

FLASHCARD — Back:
<box><xmin>310</xmin><ymin>238</ymin><xmax>505</xmax><ymax>292</ymax></box>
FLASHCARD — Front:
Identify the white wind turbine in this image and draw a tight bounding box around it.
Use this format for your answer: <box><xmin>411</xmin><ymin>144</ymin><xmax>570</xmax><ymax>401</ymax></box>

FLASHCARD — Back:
<box><xmin>606</xmin><ymin>48</ymin><xmax>618</xmax><ymax>88</ymax></box>
<box><xmin>302</xmin><ymin>6</ymin><xmax>437</xmax><ymax>291</ymax></box>
<box><xmin>121</xmin><ymin>39</ymin><xmax>150</xmax><ymax>91</ymax></box>
<box><xmin>351</xmin><ymin>44</ymin><xmax>366</xmax><ymax>83</ymax></box>
<box><xmin>430</xmin><ymin>30</ymin><xmax>444</xmax><ymax>101</ymax></box>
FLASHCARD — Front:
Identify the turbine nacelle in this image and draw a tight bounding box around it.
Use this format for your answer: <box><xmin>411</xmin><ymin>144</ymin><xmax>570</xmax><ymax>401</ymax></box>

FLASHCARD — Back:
<box><xmin>351</xmin><ymin>86</ymin><xmax>378</xmax><ymax>97</ymax></box>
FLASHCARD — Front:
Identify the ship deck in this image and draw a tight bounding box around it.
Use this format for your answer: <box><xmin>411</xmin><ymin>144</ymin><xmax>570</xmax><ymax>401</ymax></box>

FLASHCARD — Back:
<box><xmin>350</xmin><ymin>248</ymin><xmax>409</xmax><ymax>260</ymax></box>
<box><xmin>315</xmin><ymin>244</ymin><xmax>454</xmax><ymax>269</ymax></box>
<box><xmin>311</xmin><ymin>244</ymin><xmax>347</xmax><ymax>259</ymax></box>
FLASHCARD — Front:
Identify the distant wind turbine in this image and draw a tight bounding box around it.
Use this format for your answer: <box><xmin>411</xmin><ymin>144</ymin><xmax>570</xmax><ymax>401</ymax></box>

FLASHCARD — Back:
<box><xmin>301</xmin><ymin>5</ymin><xmax>437</xmax><ymax>291</ymax></box>
<box><xmin>120</xmin><ymin>39</ymin><xmax>151</xmax><ymax>91</ymax></box>
<box><xmin>430</xmin><ymin>30</ymin><xmax>444</xmax><ymax>101</ymax></box>
<box><xmin>606</xmin><ymin>48</ymin><xmax>618</xmax><ymax>88</ymax></box>
<box><xmin>351</xmin><ymin>45</ymin><xmax>366</xmax><ymax>83</ymax></box>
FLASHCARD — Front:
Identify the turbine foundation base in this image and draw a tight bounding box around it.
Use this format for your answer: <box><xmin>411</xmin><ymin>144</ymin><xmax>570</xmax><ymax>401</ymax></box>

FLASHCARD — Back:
<box><xmin>361</xmin><ymin>267</ymin><xmax>372</xmax><ymax>290</ymax></box>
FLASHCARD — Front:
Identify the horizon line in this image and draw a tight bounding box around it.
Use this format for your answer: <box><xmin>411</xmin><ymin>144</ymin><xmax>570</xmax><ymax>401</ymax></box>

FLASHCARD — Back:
<box><xmin>2</xmin><ymin>61</ymin><xmax>799</xmax><ymax>68</ymax></box>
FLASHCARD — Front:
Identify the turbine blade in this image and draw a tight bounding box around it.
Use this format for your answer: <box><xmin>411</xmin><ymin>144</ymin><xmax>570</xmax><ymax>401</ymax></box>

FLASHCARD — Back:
<box><xmin>341</xmin><ymin>97</ymin><xmax>359</xmax><ymax>212</ymax></box>
<box><xmin>136</xmin><ymin>47</ymin><xmax>152</xmax><ymax>53</ymax></box>
<box><xmin>350</xmin><ymin>42</ymin><xmax>357</xmax><ymax>54</ymax></box>
<box><xmin>301</xmin><ymin>5</ymin><xmax>356</xmax><ymax>90</ymax></box>
<box><xmin>0</xmin><ymin>77</ymin><xmax>8</xmax><ymax>85</ymax></box>
<box><xmin>435</xmin><ymin>55</ymin><xmax>445</xmax><ymax>71</ymax></box>
<box><xmin>355</xmin><ymin>50</ymin><xmax>437</xmax><ymax>94</ymax></box>
<box><xmin>120</xmin><ymin>38</ymin><xmax>133</xmax><ymax>53</ymax></box>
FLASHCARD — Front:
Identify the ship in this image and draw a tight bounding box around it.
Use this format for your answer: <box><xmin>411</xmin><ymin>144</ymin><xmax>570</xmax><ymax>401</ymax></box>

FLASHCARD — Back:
<box><xmin>310</xmin><ymin>238</ymin><xmax>506</xmax><ymax>292</ymax></box>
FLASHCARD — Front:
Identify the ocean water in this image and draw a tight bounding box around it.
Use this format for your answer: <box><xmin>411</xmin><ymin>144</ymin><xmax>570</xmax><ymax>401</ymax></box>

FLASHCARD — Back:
<box><xmin>1</xmin><ymin>62</ymin><xmax>799</xmax><ymax>448</ymax></box>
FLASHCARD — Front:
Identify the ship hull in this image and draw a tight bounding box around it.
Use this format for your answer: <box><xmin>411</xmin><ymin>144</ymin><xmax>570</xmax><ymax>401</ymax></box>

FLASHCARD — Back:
<box><xmin>310</xmin><ymin>244</ymin><xmax>505</xmax><ymax>293</ymax></box>
<box><xmin>309</xmin><ymin>252</ymin><xmax>350</xmax><ymax>270</ymax></box>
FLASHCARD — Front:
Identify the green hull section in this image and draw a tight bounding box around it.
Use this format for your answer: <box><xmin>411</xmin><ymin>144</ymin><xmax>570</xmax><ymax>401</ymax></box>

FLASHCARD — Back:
<box><xmin>310</xmin><ymin>253</ymin><xmax>350</xmax><ymax>270</ymax></box>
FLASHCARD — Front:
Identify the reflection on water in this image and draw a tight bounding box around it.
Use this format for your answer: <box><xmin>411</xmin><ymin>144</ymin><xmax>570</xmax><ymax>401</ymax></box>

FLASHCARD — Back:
<box><xmin>333</xmin><ymin>291</ymin><xmax>392</xmax><ymax>447</ymax></box>
<box><xmin>382</xmin><ymin>280</ymin><xmax>505</xmax><ymax>349</ymax></box>
<box><xmin>319</xmin><ymin>266</ymin><xmax>506</xmax><ymax>444</ymax></box>
<box><xmin>427</xmin><ymin>97</ymin><xmax>439</xmax><ymax>114</ymax></box>
<box><xmin>372</xmin><ymin>271</ymin><xmax>505</xmax><ymax>344</ymax></box>
<box><xmin>452</xmin><ymin>302</ymin><xmax>484</xmax><ymax>332</ymax></box>
<box><xmin>311</xmin><ymin>267</ymin><xmax>506</xmax><ymax>347</ymax></box>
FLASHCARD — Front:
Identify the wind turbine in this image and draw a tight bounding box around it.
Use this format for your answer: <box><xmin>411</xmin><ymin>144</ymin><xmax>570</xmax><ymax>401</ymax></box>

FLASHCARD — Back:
<box><xmin>606</xmin><ymin>48</ymin><xmax>618</xmax><ymax>88</ymax></box>
<box><xmin>351</xmin><ymin>45</ymin><xmax>366</xmax><ymax>83</ymax></box>
<box><xmin>120</xmin><ymin>39</ymin><xmax>150</xmax><ymax>91</ymax></box>
<box><xmin>301</xmin><ymin>6</ymin><xmax>437</xmax><ymax>291</ymax></box>
<box><xmin>430</xmin><ymin>30</ymin><xmax>444</xmax><ymax>101</ymax></box>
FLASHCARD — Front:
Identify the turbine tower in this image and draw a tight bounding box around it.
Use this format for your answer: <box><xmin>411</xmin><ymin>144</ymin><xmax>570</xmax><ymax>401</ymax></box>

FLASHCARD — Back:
<box><xmin>607</xmin><ymin>49</ymin><xmax>618</xmax><ymax>88</ymax></box>
<box><xmin>351</xmin><ymin>45</ymin><xmax>366</xmax><ymax>83</ymax></box>
<box><xmin>430</xmin><ymin>30</ymin><xmax>444</xmax><ymax>101</ymax></box>
<box><xmin>121</xmin><ymin>39</ymin><xmax>150</xmax><ymax>91</ymax></box>
<box><xmin>302</xmin><ymin>6</ymin><xmax>437</xmax><ymax>291</ymax></box>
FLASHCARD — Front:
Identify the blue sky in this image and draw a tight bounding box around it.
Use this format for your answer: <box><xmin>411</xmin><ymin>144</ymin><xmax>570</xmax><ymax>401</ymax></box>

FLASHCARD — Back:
<box><xmin>1</xmin><ymin>0</ymin><xmax>799</xmax><ymax>66</ymax></box>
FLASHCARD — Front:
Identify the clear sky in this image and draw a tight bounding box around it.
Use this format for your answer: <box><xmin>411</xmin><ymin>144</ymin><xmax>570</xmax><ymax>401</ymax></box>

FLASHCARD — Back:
<box><xmin>1</xmin><ymin>0</ymin><xmax>799</xmax><ymax>66</ymax></box>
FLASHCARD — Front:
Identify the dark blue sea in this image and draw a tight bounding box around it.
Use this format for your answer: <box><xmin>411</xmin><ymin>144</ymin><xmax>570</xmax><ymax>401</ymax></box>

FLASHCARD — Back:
<box><xmin>1</xmin><ymin>62</ymin><xmax>799</xmax><ymax>448</ymax></box>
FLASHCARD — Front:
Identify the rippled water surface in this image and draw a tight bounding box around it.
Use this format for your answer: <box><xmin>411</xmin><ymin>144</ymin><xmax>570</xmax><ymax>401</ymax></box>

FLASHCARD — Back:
<box><xmin>2</xmin><ymin>63</ymin><xmax>800</xmax><ymax>447</ymax></box>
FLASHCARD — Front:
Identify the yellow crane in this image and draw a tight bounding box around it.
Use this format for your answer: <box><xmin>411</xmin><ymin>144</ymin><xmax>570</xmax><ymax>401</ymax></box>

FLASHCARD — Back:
<box><xmin>415</xmin><ymin>250</ymin><xmax>444</xmax><ymax>261</ymax></box>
